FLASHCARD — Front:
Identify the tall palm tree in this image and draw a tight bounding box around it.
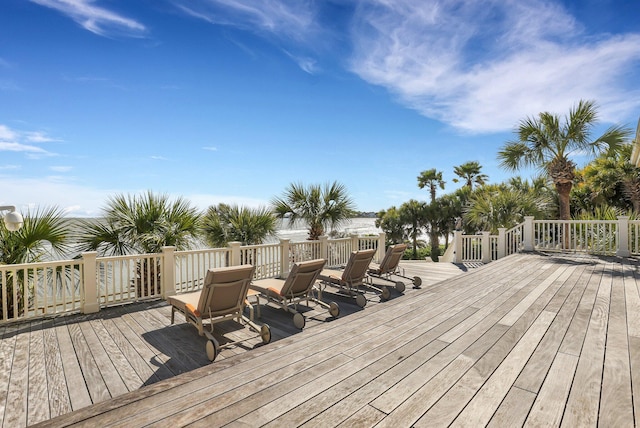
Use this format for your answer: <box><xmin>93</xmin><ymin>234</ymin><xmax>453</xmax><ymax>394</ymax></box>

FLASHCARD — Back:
<box><xmin>272</xmin><ymin>181</ymin><xmax>356</xmax><ymax>240</ymax></box>
<box><xmin>399</xmin><ymin>199</ymin><xmax>428</xmax><ymax>259</ymax></box>
<box><xmin>202</xmin><ymin>204</ymin><xmax>277</xmax><ymax>247</ymax></box>
<box><xmin>417</xmin><ymin>169</ymin><xmax>445</xmax><ymax>260</ymax></box>
<box><xmin>76</xmin><ymin>191</ymin><xmax>200</xmax><ymax>256</ymax></box>
<box><xmin>417</xmin><ymin>169</ymin><xmax>445</xmax><ymax>203</ymax></box>
<box><xmin>452</xmin><ymin>161</ymin><xmax>488</xmax><ymax>190</ymax></box>
<box><xmin>0</xmin><ymin>206</ymin><xmax>73</xmax><ymax>319</ymax></box>
<box><xmin>498</xmin><ymin>100</ymin><xmax>630</xmax><ymax>220</ymax></box>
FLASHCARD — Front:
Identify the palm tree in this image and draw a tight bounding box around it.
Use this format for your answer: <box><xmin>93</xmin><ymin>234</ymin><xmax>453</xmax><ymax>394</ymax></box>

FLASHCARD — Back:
<box><xmin>417</xmin><ymin>169</ymin><xmax>445</xmax><ymax>260</ymax></box>
<box><xmin>399</xmin><ymin>199</ymin><xmax>428</xmax><ymax>259</ymax></box>
<box><xmin>202</xmin><ymin>204</ymin><xmax>277</xmax><ymax>247</ymax></box>
<box><xmin>375</xmin><ymin>206</ymin><xmax>407</xmax><ymax>245</ymax></box>
<box><xmin>0</xmin><ymin>206</ymin><xmax>73</xmax><ymax>319</ymax></box>
<box><xmin>76</xmin><ymin>191</ymin><xmax>200</xmax><ymax>256</ymax></box>
<box><xmin>575</xmin><ymin>143</ymin><xmax>640</xmax><ymax>214</ymax></box>
<box><xmin>272</xmin><ymin>181</ymin><xmax>356</xmax><ymax>240</ymax></box>
<box><xmin>76</xmin><ymin>191</ymin><xmax>200</xmax><ymax>296</ymax></box>
<box><xmin>498</xmin><ymin>100</ymin><xmax>630</xmax><ymax>220</ymax></box>
<box><xmin>417</xmin><ymin>169</ymin><xmax>445</xmax><ymax>203</ymax></box>
<box><xmin>464</xmin><ymin>184</ymin><xmax>553</xmax><ymax>234</ymax></box>
<box><xmin>453</xmin><ymin>161</ymin><xmax>488</xmax><ymax>190</ymax></box>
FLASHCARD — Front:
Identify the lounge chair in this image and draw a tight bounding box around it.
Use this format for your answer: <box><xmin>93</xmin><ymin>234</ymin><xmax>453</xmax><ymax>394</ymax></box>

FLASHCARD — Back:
<box><xmin>367</xmin><ymin>243</ymin><xmax>422</xmax><ymax>290</ymax></box>
<box><xmin>317</xmin><ymin>248</ymin><xmax>380</xmax><ymax>308</ymax></box>
<box><xmin>249</xmin><ymin>258</ymin><xmax>340</xmax><ymax>329</ymax></box>
<box><xmin>167</xmin><ymin>264</ymin><xmax>271</xmax><ymax>362</ymax></box>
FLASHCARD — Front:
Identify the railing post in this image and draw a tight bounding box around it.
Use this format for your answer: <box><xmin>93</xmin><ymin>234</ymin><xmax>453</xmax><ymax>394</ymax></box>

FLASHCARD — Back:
<box><xmin>497</xmin><ymin>228</ymin><xmax>506</xmax><ymax>259</ymax></box>
<box><xmin>350</xmin><ymin>234</ymin><xmax>359</xmax><ymax>252</ymax></box>
<box><xmin>376</xmin><ymin>232</ymin><xmax>386</xmax><ymax>264</ymax></box>
<box><xmin>280</xmin><ymin>238</ymin><xmax>291</xmax><ymax>277</ymax></box>
<box><xmin>319</xmin><ymin>235</ymin><xmax>329</xmax><ymax>260</ymax></box>
<box><xmin>523</xmin><ymin>216</ymin><xmax>535</xmax><ymax>251</ymax></box>
<box><xmin>481</xmin><ymin>232</ymin><xmax>491</xmax><ymax>263</ymax></box>
<box><xmin>228</xmin><ymin>241</ymin><xmax>241</xmax><ymax>266</ymax></box>
<box><xmin>81</xmin><ymin>252</ymin><xmax>100</xmax><ymax>314</ymax></box>
<box><xmin>617</xmin><ymin>215</ymin><xmax>631</xmax><ymax>257</ymax></box>
<box><xmin>453</xmin><ymin>231</ymin><xmax>462</xmax><ymax>263</ymax></box>
<box><xmin>161</xmin><ymin>246</ymin><xmax>176</xmax><ymax>298</ymax></box>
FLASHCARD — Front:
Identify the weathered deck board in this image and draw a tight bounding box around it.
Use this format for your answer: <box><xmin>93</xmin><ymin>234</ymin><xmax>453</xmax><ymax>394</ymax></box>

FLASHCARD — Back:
<box><xmin>1</xmin><ymin>254</ymin><xmax>638</xmax><ymax>427</ymax></box>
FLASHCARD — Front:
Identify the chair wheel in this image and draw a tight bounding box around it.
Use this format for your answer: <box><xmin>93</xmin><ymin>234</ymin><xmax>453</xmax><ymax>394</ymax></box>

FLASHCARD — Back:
<box><xmin>413</xmin><ymin>276</ymin><xmax>422</xmax><ymax>288</ymax></box>
<box><xmin>293</xmin><ymin>312</ymin><xmax>306</xmax><ymax>329</ymax></box>
<box><xmin>395</xmin><ymin>280</ymin><xmax>406</xmax><ymax>293</ymax></box>
<box><xmin>329</xmin><ymin>301</ymin><xmax>340</xmax><ymax>318</ymax></box>
<box><xmin>261</xmin><ymin>324</ymin><xmax>272</xmax><ymax>344</ymax></box>
<box><xmin>355</xmin><ymin>293</ymin><xmax>367</xmax><ymax>308</ymax></box>
<box><xmin>206</xmin><ymin>339</ymin><xmax>218</xmax><ymax>362</ymax></box>
<box><xmin>381</xmin><ymin>287</ymin><xmax>391</xmax><ymax>300</ymax></box>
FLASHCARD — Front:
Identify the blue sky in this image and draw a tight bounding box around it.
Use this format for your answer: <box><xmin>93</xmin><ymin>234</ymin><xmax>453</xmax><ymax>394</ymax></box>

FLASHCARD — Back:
<box><xmin>1</xmin><ymin>0</ymin><xmax>639</xmax><ymax>217</ymax></box>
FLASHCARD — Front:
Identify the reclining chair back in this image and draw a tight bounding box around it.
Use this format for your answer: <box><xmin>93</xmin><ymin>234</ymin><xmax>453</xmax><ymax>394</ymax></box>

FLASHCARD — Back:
<box><xmin>281</xmin><ymin>258</ymin><xmax>326</xmax><ymax>298</ymax></box>
<box><xmin>377</xmin><ymin>244</ymin><xmax>407</xmax><ymax>274</ymax></box>
<box><xmin>341</xmin><ymin>249</ymin><xmax>376</xmax><ymax>285</ymax></box>
<box><xmin>198</xmin><ymin>265</ymin><xmax>255</xmax><ymax>318</ymax></box>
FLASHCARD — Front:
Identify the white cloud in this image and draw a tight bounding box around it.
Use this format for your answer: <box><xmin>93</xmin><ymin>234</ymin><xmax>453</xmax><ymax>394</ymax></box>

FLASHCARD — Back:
<box><xmin>0</xmin><ymin>176</ymin><xmax>272</xmax><ymax>217</ymax></box>
<box><xmin>0</xmin><ymin>124</ymin><xmax>59</xmax><ymax>157</ymax></box>
<box><xmin>0</xmin><ymin>142</ymin><xmax>52</xmax><ymax>156</ymax></box>
<box><xmin>50</xmin><ymin>165</ymin><xmax>72</xmax><ymax>172</ymax></box>
<box><xmin>202</xmin><ymin>146</ymin><xmax>218</xmax><ymax>151</ymax></box>
<box><xmin>25</xmin><ymin>131</ymin><xmax>62</xmax><ymax>143</ymax></box>
<box><xmin>349</xmin><ymin>0</ymin><xmax>640</xmax><ymax>133</ymax></box>
<box><xmin>174</xmin><ymin>0</ymin><xmax>316</xmax><ymax>42</ymax></box>
<box><xmin>0</xmin><ymin>125</ymin><xmax>17</xmax><ymax>140</ymax></box>
<box><xmin>150</xmin><ymin>155</ymin><xmax>169</xmax><ymax>160</ymax></box>
<box><xmin>30</xmin><ymin>0</ymin><xmax>146</xmax><ymax>37</ymax></box>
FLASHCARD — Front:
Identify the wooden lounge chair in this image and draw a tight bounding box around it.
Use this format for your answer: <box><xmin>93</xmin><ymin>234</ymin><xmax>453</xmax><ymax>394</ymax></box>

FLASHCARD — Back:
<box><xmin>249</xmin><ymin>258</ymin><xmax>340</xmax><ymax>329</ymax></box>
<box><xmin>367</xmin><ymin>243</ymin><xmax>422</xmax><ymax>290</ymax></box>
<box><xmin>317</xmin><ymin>248</ymin><xmax>379</xmax><ymax>308</ymax></box>
<box><xmin>167</xmin><ymin>264</ymin><xmax>271</xmax><ymax>362</ymax></box>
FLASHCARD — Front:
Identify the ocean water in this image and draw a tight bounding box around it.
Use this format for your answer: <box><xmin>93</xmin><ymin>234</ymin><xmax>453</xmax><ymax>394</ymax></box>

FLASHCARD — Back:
<box><xmin>271</xmin><ymin>217</ymin><xmax>381</xmax><ymax>242</ymax></box>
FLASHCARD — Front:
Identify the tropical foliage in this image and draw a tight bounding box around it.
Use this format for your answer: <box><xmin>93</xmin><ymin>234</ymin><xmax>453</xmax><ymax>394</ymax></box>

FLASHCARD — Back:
<box><xmin>272</xmin><ymin>181</ymin><xmax>356</xmax><ymax>240</ymax></box>
<box><xmin>76</xmin><ymin>191</ymin><xmax>200</xmax><ymax>297</ymax></box>
<box><xmin>76</xmin><ymin>191</ymin><xmax>200</xmax><ymax>256</ymax></box>
<box><xmin>202</xmin><ymin>204</ymin><xmax>277</xmax><ymax>246</ymax></box>
<box><xmin>498</xmin><ymin>100</ymin><xmax>630</xmax><ymax>220</ymax></box>
<box><xmin>0</xmin><ymin>206</ymin><xmax>73</xmax><ymax>319</ymax></box>
<box><xmin>453</xmin><ymin>161</ymin><xmax>488</xmax><ymax>190</ymax></box>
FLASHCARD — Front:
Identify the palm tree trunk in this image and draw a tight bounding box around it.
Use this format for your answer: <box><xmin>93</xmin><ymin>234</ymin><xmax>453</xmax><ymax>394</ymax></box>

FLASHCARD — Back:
<box><xmin>430</xmin><ymin>229</ymin><xmax>439</xmax><ymax>262</ymax></box>
<box><xmin>556</xmin><ymin>181</ymin><xmax>572</xmax><ymax>249</ymax></box>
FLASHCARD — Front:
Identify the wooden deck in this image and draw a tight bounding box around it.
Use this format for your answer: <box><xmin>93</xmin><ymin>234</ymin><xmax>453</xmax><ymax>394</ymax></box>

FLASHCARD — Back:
<box><xmin>3</xmin><ymin>253</ymin><xmax>640</xmax><ymax>427</ymax></box>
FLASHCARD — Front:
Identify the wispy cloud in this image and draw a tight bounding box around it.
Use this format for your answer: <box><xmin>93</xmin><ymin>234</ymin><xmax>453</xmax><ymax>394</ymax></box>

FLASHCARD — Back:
<box><xmin>203</xmin><ymin>146</ymin><xmax>218</xmax><ymax>151</ymax></box>
<box><xmin>25</xmin><ymin>131</ymin><xmax>62</xmax><ymax>143</ymax></box>
<box><xmin>349</xmin><ymin>0</ymin><xmax>640</xmax><ymax>132</ymax></box>
<box><xmin>150</xmin><ymin>155</ymin><xmax>169</xmax><ymax>160</ymax></box>
<box><xmin>0</xmin><ymin>124</ymin><xmax>59</xmax><ymax>157</ymax></box>
<box><xmin>50</xmin><ymin>165</ymin><xmax>72</xmax><ymax>172</ymax></box>
<box><xmin>30</xmin><ymin>0</ymin><xmax>146</xmax><ymax>37</ymax></box>
<box><xmin>174</xmin><ymin>0</ymin><xmax>316</xmax><ymax>42</ymax></box>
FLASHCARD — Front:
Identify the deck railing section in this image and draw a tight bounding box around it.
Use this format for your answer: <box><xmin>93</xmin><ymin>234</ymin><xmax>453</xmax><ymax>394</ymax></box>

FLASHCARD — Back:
<box><xmin>0</xmin><ymin>259</ymin><xmax>83</xmax><ymax>323</ymax></box>
<box><xmin>453</xmin><ymin>215</ymin><xmax>634</xmax><ymax>263</ymax></box>
<box><xmin>174</xmin><ymin>247</ymin><xmax>230</xmax><ymax>293</ymax></box>
<box><xmin>0</xmin><ymin>233</ymin><xmax>386</xmax><ymax>324</ymax></box>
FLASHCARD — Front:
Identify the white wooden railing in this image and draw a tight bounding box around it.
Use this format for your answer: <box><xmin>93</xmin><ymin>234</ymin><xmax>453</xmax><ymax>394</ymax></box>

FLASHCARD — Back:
<box><xmin>0</xmin><ymin>233</ymin><xmax>385</xmax><ymax>324</ymax></box>
<box><xmin>453</xmin><ymin>216</ymin><xmax>637</xmax><ymax>263</ymax></box>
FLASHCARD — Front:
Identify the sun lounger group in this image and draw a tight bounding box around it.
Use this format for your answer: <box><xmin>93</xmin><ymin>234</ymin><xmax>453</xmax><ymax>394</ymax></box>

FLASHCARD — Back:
<box><xmin>168</xmin><ymin>245</ymin><xmax>420</xmax><ymax>361</ymax></box>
